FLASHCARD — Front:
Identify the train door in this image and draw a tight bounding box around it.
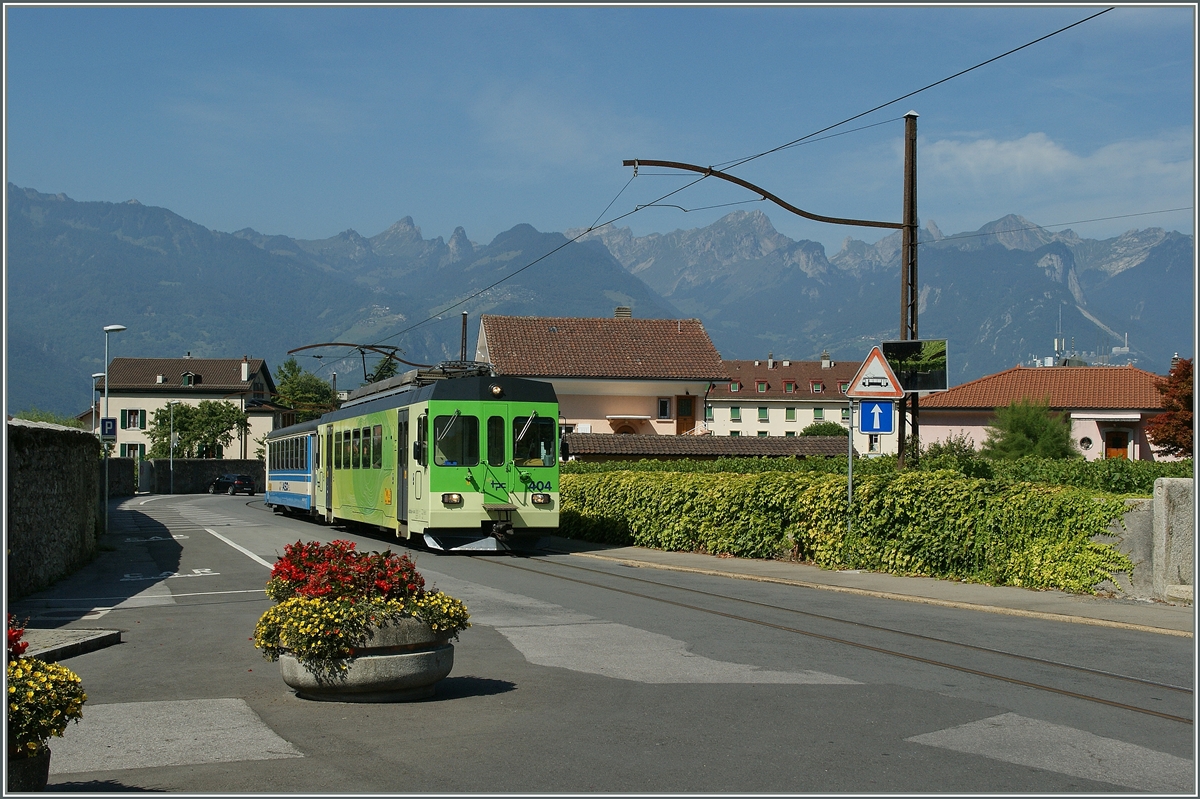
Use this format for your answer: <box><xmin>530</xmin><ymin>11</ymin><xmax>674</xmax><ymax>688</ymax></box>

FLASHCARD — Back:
<box><xmin>325</xmin><ymin>427</ymin><xmax>333</xmax><ymax>513</ymax></box>
<box><xmin>397</xmin><ymin>409</ymin><xmax>409</xmax><ymax>530</ymax></box>
<box><xmin>481</xmin><ymin>410</ymin><xmax>510</xmax><ymax>504</ymax></box>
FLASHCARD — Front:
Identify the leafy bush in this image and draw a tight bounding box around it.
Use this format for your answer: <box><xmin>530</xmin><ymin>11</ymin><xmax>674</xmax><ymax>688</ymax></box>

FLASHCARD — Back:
<box><xmin>560</xmin><ymin>470</ymin><xmax>1133</xmax><ymax>594</ymax></box>
<box><xmin>799</xmin><ymin>421</ymin><xmax>848</xmax><ymax>437</ymax></box>
<box><xmin>561</xmin><ymin>453</ymin><xmax>1190</xmax><ymax>495</ymax></box>
<box><xmin>981</xmin><ymin>398</ymin><xmax>1079</xmax><ymax>460</ymax></box>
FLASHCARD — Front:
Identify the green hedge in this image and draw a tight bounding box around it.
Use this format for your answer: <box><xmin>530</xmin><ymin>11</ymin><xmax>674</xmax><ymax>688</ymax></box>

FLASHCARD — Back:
<box><xmin>562</xmin><ymin>455</ymin><xmax>1193</xmax><ymax>495</ymax></box>
<box><xmin>560</xmin><ymin>470</ymin><xmax>1133</xmax><ymax>594</ymax></box>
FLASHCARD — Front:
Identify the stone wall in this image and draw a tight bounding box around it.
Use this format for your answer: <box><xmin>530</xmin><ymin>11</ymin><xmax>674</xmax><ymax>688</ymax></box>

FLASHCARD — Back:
<box><xmin>6</xmin><ymin>420</ymin><xmax>102</xmax><ymax>600</ymax></box>
<box><xmin>139</xmin><ymin>459</ymin><xmax>265</xmax><ymax>494</ymax></box>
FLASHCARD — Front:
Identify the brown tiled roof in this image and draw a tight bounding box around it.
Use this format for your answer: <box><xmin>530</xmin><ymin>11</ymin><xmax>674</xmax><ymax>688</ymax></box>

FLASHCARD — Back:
<box><xmin>102</xmin><ymin>358</ymin><xmax>275</xmax><ymax>393</ymax></box>
<box><xmin>563</xmin><ymin>432</ymin><xmax>851</xmax><ymax>458</ymax></box>
<box><xmin>480</xmin><ymin>315</ymin><xmax>727</xmax><ymax>381</ymax></box>
<box><xmin>920</xmin><ymin>365</ymin><xmax>1164</xmax><ymax>410</ymax></box>
<box><xmin>711</xmin><ymin>359</ymin><xmax>860</xmax><ymax>400</ymax></box>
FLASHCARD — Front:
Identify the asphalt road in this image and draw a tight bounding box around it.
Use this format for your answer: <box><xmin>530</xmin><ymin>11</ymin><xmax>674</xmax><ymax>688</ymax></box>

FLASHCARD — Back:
<box><xmin>14</xmin><ymin>494</ymin><xmax>1196</xmax><ymax>793</ymax></box>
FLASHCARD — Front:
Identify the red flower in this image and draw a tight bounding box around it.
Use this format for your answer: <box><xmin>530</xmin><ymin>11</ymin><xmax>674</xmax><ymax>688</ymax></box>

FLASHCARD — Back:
<box><xmin>7</xmin><ymin>614</ymin><xmax>28</xmax><ymax>660</ymax></box>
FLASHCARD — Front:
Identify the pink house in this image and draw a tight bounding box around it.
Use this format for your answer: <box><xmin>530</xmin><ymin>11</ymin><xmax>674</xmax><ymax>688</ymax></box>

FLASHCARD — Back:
<box><xmin>919</xmin><ymin>364</ymin><xmax>1168</xmax><ymax>461</ymax></box>
<box><xmin>475</xmin><ymin>312</ymin><xmax>727</xmax><ymax>435</ymax></box>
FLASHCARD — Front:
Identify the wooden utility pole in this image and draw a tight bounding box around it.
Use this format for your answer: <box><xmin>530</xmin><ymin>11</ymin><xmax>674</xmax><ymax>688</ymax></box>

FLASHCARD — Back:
<box><xmin>897</xmin><ymin>111</ymin><xmax>919</xmax><ymax>468</ymax></box>
<box><xmin>625</xmin><ymin>112</ymin><xmax>921</xmax><ymax>466</ymax></box>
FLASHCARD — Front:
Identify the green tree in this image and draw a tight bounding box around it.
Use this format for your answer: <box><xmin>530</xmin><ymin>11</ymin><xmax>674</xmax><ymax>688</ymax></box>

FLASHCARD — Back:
<box><xmin>1145</xmin><ymin>358</ymin><xmax>1192</xmax><ymax>457</ymax></box>
<box><xmin>146</xmin><ymin>400</ymin><xmax>249</xmax><ymax>458</ymax></box>
<box><xmin>275</xmin><ymin>357</ymin><xmax>337</xmax><ymax>422</ymax></box>
<box><xmin>981</xmin><ymin>397</ymin><xmax>1078</xmax><ymax>460</ymax></box>
<box><xmin>13</xmin><ymin>407</ymin><xmax>85</xmax><ymax>429</ymax></box>
<box><xmin>799</xmin><ymin>421</ymin><xmax>848</xmax><ymax>437</ymax></box>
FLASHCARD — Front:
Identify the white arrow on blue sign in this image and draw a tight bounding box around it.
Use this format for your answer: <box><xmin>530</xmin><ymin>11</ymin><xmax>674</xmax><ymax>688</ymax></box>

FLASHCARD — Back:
<box><xmin>857</xmin><ymin>401</ymin><xmax>895</xmax><ymax>435</ymax></box>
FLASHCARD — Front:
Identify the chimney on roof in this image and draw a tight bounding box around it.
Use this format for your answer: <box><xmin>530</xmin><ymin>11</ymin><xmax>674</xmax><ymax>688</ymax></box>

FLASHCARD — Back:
<box><xmin>820</xmin><ymin>350</ymin><xmax>831</xmax><ymax>369</ymax></box>
<box><xmin>185</xmin><ymin>352</ymin><xmax>191</xmax><ymax>359</ymax></box>
<box><xmin>768</xmin><ymin>353</ymin><xmax>775</xmax><ymax>369</ymax></box>
<box><xmin>241</xmin><ymin>356</ymin><xmax>249</xmax><ymax>382</ymax></box>
<box><xmin>614</xmin><ymin>306</ymin><xmax>632</xmax><ymax>318</ymax></box>
<box><xmin>1171</xmin><ymin>352</ymin><xmax>1181</xmax><ymax>370</ymax></box>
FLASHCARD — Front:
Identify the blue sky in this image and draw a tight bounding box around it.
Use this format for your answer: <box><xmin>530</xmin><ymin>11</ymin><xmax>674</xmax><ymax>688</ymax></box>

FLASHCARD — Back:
<box><xmin>5</xmin><ymin>5</ymin><xmax>1195</xmax><ymax>253</ymax></box>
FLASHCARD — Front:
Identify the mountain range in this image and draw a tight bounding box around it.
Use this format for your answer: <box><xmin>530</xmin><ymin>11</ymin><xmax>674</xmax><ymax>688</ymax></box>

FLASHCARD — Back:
<box><xmin>6</xmin><ymin>183</ymin><xmax>1193</xmax><ymax>417</ymax></box>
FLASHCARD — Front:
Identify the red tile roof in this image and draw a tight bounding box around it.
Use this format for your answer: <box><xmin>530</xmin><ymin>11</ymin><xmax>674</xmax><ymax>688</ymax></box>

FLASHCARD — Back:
<box><xmin>480</xmin><ymin>315</ymin><xmax>727</xmax><ymax>381</ymax></box>
<box><xmin>102</xmin><ymin>358</ymin><xmax>274</xmax><ymax>392</ymax></box>
<box><xmin>711</xmin><ymin>359</ymin><xmax>860</xmax><ymax>400</ymax></box>
<box><xmin>920</xmin><ymin>365</ymin><xmax>1165</xmax><ymax>410</ymax></box>
<box><xmin>563</xmin><ymin>432</ymin><xmax>850</xmax><ymax>458</ymax></box>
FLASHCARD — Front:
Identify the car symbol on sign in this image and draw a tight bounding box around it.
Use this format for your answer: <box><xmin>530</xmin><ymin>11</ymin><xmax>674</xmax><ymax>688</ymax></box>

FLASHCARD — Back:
<box><xmin>862</xmin><ymin>377</ymin><xmax>890</xmax><ymax>387</ymax></box>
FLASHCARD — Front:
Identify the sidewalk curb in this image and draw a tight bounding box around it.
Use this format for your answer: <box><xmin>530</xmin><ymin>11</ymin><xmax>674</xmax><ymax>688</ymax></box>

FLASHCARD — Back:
<box><xmin>19</xmin><ymin>629</ymin><xmax>123</xmax><ymax>662</ymax></box>
<box><xmin>568</xmin><ymin>551</ymin><xmax>1194</xmax><ymax>638</ymax></box>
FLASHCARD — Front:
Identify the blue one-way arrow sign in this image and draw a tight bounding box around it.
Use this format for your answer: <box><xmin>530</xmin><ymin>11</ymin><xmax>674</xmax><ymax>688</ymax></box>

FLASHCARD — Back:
<box><xmin>858</xmin><ymin>401</ymin><xmax>895</xmax><ymax>435</ymax></box>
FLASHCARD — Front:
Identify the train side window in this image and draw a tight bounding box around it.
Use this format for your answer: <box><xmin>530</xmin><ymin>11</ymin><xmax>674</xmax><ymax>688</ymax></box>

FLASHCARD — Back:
<box><xmin>359</xmin><ymin>427</ymin><xmax>370</xmax><ymax>470</ymax></box>
<box><xmin>372</xmin><ymin>425</ymin><xmax>383</xmax><ymax>469</ymax></box>
<box><xmin>487</xmin><ymin>416</ymin><xmax>505</xmax><ymax>466</ymax></box>
<box><xmin>352</xmin><ymin>429</ymin><xmax>361</xmax><ymax>468</ymax></box>
<box><xmin>343</xmin><ymin>430</ymin><xmax>352</xmax><ymax>469</ymax></box>
<box><xmin>416</xmin><ymin>415</ymin><xmax>428</xmax><ymax>467</ymax></box>
<box><xmin>333</xmin><ymin>432</ymin><xmax>340</xmax><ymax>469</ymax></box>
<box><xmin>434</xmin><ymin>414</ymin><xmax>479</xmax><ymax>467</ymax></box>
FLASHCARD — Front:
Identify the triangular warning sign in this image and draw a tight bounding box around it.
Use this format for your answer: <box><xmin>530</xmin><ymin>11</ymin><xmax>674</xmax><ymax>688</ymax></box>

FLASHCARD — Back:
<box><xmin>846</xmin><ymin>346</ymin><xmax>904</xmax><ymax>399</ymax></box>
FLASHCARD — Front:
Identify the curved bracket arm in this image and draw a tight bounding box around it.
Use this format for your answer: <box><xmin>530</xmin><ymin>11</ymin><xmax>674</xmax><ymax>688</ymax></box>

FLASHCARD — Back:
<box><xmin>287</xmin><ymin>342</ymin><xmax>431</xmax><ymax>369</ymax></box>
<box><xmin>623</xmin><ymin>159</ymin><xmax>902</xmax><ymax>231</ymax></box>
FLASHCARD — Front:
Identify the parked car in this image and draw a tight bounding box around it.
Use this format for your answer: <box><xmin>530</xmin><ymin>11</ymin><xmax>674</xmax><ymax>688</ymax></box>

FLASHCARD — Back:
<box><xmin>209</xmin><ymin>474</ymin><xmax>255</xmax><ymax>496</ymax></box>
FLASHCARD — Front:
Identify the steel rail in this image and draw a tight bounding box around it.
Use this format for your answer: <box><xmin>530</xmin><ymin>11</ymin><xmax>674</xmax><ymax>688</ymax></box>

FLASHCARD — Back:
<box><xmin>530</xmin><ymin>554</ymin><xmax>1192</xmax><ymax>694</ymax></box>
<box><xmin>481</xmin><ymin>556</ymin><xmax>1192</xmax><ymax>726</ymax></box>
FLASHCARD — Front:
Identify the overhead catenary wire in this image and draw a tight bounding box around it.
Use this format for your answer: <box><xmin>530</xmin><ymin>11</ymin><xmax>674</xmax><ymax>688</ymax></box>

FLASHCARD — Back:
<box><xmin>719</xmin><ymin>7</ymin><xmax>1115</xmax><ymax>174</ymax></box>
<box><xmin>351</xmin><ymin>6</ymin><xmax>1117</xmax><ymax>358</ymax></box>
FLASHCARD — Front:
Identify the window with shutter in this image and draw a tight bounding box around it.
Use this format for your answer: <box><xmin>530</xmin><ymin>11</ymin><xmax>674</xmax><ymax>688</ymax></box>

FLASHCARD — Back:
<box><xmin>120</xmin><ymin>409</ymin><xmax>128</xmax><ymax>429</ymax></box>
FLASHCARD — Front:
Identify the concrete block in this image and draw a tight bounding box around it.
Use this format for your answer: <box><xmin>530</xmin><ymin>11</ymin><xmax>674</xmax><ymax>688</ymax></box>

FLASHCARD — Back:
<box><xmin>1153</xmin><ymin>477</ymin><xmax>1194</xmax><ymax>601</ymax></box>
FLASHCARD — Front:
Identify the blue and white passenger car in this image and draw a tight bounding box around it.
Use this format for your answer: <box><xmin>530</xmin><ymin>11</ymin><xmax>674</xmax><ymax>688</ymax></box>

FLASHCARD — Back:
<box><xmin>264</xmin><ymin>419</ymin><xmax>320</xmax><ymax>517</ymax></box>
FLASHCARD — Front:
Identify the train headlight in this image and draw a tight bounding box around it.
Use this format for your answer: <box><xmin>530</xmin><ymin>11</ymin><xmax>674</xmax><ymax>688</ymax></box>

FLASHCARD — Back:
<box><xmin>531</xmin><ymin>493</ymin><xmax>552</xmax><ymax>505</ymax></box>
<box><xmin>441</xmin><ymin>493</ymin><xmax>464</xmax><ymax>505</ymax></box>
<box><xmin>489</xmin><ymin>384</ymin><xmax>503</xmax><ymax>397</ymax></box>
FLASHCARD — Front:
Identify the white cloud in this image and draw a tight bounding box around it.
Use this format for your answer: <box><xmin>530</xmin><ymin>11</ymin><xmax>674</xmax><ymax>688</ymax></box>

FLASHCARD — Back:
<box><xmin>919</xmin><ymin>130</ymin><xmax>1194</xmax><ymax>235</ymax></box>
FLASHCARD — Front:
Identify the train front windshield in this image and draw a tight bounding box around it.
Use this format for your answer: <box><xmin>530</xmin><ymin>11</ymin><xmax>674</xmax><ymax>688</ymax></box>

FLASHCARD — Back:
<box><xmin>513</xmin><ymin>416</ymin><xmax>555</xmax><ymax>466</ymax></box>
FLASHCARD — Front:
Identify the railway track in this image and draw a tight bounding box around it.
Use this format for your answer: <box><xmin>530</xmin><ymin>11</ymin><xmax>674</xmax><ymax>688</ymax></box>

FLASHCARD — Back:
<box><xmin>476</xmin><ymin>553</ymin><xmax>1193</xmax><ymax>726</ymax></box>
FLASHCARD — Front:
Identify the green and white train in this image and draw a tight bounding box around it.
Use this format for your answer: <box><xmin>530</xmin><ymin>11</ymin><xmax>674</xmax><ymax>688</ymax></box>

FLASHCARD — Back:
<box><xmin>264</xmin><ymin>363</ymin><xmax>559</xmax><ymax>551</ymax></box>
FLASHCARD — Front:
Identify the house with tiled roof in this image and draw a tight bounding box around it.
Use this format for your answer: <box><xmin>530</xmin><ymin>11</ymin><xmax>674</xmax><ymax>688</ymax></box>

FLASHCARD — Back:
<box><xmin>919</xmin><ymin>364</ymin><xmax>1169</xmax><ymax>461</ymax></box>
<box><xmin>94</xmin><ymin>355</ymin><xmax>282</xmax><ymax>460</ymax></box>
<box><xmin>707</xmin><ymin>352</ymin><xmax>897</xmax><ymax>455</ymax></box>
<box><xmin>476</xmin><ymin>311</ymin><xmax>727</xmax><ymax>436</ymax></box>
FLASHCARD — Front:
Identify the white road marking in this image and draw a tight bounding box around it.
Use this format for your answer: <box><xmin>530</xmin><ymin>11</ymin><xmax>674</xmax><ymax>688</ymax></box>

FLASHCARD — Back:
<box><xmin>906</xmin><ymin>713</ymin><xmax>1195</xmax><ymax>793</ymax></box>
<box><xmin>423</xmin><ymin>570</ymin><xmax>858</xmax><ymax>685</ymax></box>
<box><xmin>120</xmin><ymin>568</ymin><xmax>219</xmax><ymax>582</ymax></box>
<box><xmin>48</xmin><ymin>699</ymin><xmax>303</xmax><ymax>774</ymax></box>
<box><xmin>206</xmin><ymin>528</ymin><xmax>274</xmax><ymax>568</ymax></box>
<box><xmin>123</xmin><ymin>534</ymin><xmax>189</xmax><ymax>542</ymax></box>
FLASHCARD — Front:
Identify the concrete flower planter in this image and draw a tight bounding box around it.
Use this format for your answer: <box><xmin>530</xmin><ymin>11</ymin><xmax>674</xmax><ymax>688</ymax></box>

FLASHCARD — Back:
<box><xmin>7</xmin><ymin>748</ymin><xmax>51</xmax><ymax>792</ymax></box>
<box><xmin>279</xmin><ymin>618</ymin><xmax>454</xmax><ymax>702</ymax></box>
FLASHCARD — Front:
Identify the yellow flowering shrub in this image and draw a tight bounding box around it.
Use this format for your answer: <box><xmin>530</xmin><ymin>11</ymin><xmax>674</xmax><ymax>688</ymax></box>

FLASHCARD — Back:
<box><xmin>7</xmin><ymin>657</ymin><xmax>87</xmax><ymax>757</ymax></box>
<box><xmin>253</xmin><ymin>542</ymin><xmax>470</xmax><ymax>682</ymax></box>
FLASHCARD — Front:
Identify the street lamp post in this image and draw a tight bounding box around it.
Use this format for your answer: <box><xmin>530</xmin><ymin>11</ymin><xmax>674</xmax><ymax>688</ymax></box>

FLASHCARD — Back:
<box><xmin>103</xmin><ymin>324</ymin><xmax>126</xmax><ymax>538</ymax></box>
<box><xmin>91</xmin><ymin>373</ymin><xmax>105</xmax><ymax>435</ymax></box>
<box><xmin>168</xmin><ymin>401</ymin><xmax>180</xmax><ymax>494</ymax></box>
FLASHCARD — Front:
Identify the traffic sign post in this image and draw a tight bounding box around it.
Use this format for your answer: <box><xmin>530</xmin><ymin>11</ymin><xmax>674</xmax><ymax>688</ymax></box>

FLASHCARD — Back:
<box><xmin>100</xmin><ymin>417</ymin><xmax>117</xmax><ymax>441</ymax></box>
<box><xmin>847</xmin><ymin>348</ymin><xmax>906</xmax><ymax>541</ymax></box>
